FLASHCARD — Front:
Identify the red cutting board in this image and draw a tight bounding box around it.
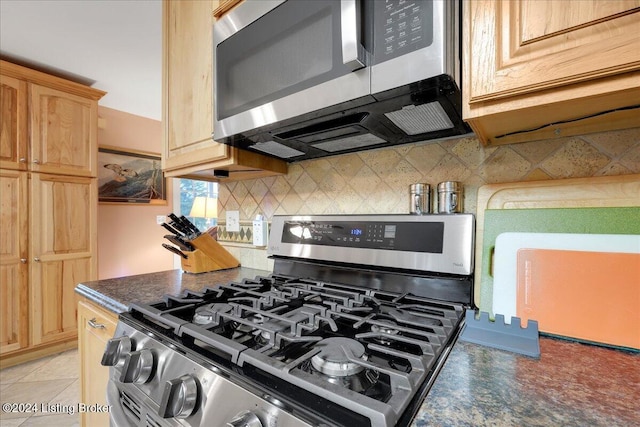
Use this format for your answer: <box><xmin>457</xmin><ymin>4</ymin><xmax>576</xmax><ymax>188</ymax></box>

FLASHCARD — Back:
<box><xmin>516</xmin><ymin>248</ymin><xmax>640</xmax><ymax>349</ymax></box>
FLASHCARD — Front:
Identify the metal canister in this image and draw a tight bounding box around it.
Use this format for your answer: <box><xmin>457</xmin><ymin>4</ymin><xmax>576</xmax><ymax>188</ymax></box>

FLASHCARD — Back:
<box><xmin>409</xmin><ymin>183</ymin><xmax>431</xmax><ymax>214</ymax></box>
<box><xmin>437</xmin><ymin>181</ymin><xmax>463</xmax><ymax>213</ymax></box>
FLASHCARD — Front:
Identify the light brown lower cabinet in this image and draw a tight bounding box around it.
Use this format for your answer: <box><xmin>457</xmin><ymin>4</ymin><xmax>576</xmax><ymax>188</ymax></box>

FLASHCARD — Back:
<box><xmin>78</xmin><ymin>299</ymin><xmax>117</xmax><ymax>427</ymax></box>
<box><xmin>31</xmin><ymin>173</ymin><xmax>97</xmax><ymax>346</ymax></box>
<box><xmin>0</xmin><ymin>169</ymin><xmax>28</xmax><ymax>356</ymax></box>
<box><xmin>0</xmin><ymin>171</ymin><xmax>97</xmax><ymax>368</ymax></box>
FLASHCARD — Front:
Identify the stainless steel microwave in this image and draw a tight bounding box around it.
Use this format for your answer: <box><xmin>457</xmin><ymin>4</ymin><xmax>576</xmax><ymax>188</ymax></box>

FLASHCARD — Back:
<box><xmin>213</xmin><ymin>0</ymin><xmax>470</xmax><ymax>162</ymax></box>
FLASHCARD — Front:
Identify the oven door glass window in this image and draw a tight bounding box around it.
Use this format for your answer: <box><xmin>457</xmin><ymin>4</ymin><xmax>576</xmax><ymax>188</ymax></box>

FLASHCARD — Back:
<box><xmin>216</xmin><ymin>0</ymin><xmax>368</xmax><ymax>121</ymax></box>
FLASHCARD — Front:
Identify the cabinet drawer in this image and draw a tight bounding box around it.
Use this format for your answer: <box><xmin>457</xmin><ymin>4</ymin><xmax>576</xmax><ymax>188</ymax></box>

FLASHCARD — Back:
<box><xmin>79</xmin><ymin>300</ymin><xmax>117</xmax><ymax>341</ymax></box>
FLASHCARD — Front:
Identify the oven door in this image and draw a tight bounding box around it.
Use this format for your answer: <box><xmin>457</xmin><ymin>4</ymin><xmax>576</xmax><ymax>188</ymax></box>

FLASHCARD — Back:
<box><xmin>214</xmin><ymin>0</ymin><xmax>371</xmax><ymax>139</ymax></box>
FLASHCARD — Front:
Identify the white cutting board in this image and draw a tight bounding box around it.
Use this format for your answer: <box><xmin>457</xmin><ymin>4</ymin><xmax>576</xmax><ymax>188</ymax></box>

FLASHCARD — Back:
<box><xmin>492</xmin><ymin>232</ymin><xmax>640</xmax><ymax>323</ymax></box>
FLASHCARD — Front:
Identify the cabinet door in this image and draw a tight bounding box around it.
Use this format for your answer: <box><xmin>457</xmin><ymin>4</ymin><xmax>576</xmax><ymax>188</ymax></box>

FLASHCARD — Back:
<box><xmin>0</xmin><ymin>75</ymin><xmax>28</xmax><ymax>170</ymax></box>
<box><xmin>30</xmin><ymin>173</ymin><xmax>97</xmax><ymax>345</ymax></box>
<box><xmin>163</xmin><ymin>0</ymin><xmax>230</xmax><ymax>171</ymax></box>
<box><xmin>0</xmin><ymin>170</ymin><xmax>28</xmax><ymax>354</ymax></box>
<box><xmin>466</xmin><ymin>0</ymin><xmax>640</xmax><ymax>102</ymax></box>
<box><xmin>30</xmin><ymin>84</ymin><xmax>98</xmax><ymax>177</ymax></box>
<box><xmin>463</xmin><ymin>0</ymin><xmax>640</xmax><ymax>145</ymax></box>
<box><xmin>78</xmin><ymin>300</ymin><xmax>116</xmax><ymax>427</ymax></box>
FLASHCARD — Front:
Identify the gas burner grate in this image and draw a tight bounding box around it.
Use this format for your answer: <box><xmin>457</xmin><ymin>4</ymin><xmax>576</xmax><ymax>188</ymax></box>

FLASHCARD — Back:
<box><xmin>126</xmin><ymin>273</ymin><xmax>467</xmax><ymax>427</ymax></box>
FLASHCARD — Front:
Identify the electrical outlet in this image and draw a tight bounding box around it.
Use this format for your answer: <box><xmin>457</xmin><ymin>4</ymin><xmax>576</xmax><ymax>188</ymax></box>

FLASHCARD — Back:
<box><xmin>253</xmin><ymin>219</ymin><xmax>268</xmax><ymax>246</ymax></box>
<box><xmin>226</xmin><ymin>211</ymin><xmax>240</xmax><ymax>232</ymax></box>
<box><xmin>156</xmin><ymin>215</ymin><xmax>166</xmax><ymax>225</ymax></box>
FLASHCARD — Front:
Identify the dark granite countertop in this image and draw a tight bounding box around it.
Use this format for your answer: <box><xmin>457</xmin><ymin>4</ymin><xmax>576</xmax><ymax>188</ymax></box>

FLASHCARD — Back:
<box><xmin>413</xmin><ymin>338</ymin><xmax>639</xmax><ymax>426</ymax></box>
<box><xmin>76</xmin><ymin>269</ymin><xmax>640</xmax><ymax>426</ymax></box>
<box><xmin>75</xmin><ymin>267</ymin><xmax>272</xmax><ymax>313</ymax></box>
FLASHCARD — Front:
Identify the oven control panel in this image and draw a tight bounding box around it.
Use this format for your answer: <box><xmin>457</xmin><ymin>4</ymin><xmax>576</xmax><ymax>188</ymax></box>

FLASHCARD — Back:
<box><xmin>269</xmin><ymin>214</ymin><xmax>475</xmax><ymax>276</ymax></box>
<box><xmin>281</xmin><ymin>220</ymin><xmax>444</xmax><ymax>253</ymax></box>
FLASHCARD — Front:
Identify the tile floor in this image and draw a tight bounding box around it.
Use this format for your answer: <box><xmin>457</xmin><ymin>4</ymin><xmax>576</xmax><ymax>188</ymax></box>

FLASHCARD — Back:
<box><xmin>0</xmin><ymin>349</ymin><xmax>80</xmax><ymax>427</ymax></box>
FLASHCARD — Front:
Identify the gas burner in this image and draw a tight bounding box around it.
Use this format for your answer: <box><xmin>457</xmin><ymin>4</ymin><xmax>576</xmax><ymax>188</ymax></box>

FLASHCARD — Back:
<box><xmin>370</xmin><ymin>320</ymin><xmax>400</xmax><ymax>336</ymax></box>
<box><xmin>246</xmin><ymin>313</ymin><xmax>265</xmax><ymax>324</ymax></box>
<box><xmin>193</xmin><ymin>303</ymin><xmax>234</xmax><ymax>325</ymax></box>
<box><xmin>234</xmin><ymin>314</ymin><xmax>265</xmax><ymax>336</ymax></box>
<box><xmin>253</xmin><ymin>328</ymin><xmax>273</xmax><ymax>346</ymax></box>
<box><xmin>324</xmin><ymin>365</ymin><xmax>380</xmax><ymax>394</ymax></box>
<box><xmin>311</xmin><ymin>337</ymin><xmax>367</xmax><ymax>377</ymax></box>
<box><xmin>304</xmin><ymin>338</ymin><xmax>381</xmax><ymax>394</ymax></box>
<box><xmin>370</xmin><ymin>320</ymin><xmax>400</xmax><ymax>345</ymax></box>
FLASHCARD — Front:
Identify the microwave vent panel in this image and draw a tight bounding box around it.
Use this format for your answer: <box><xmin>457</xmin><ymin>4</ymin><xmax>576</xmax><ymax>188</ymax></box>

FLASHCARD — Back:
<box><xmin>385</xmin><ymin>102</ymin><xmax>454</xmax><ymax>135</ymax></box>
<box><xmin>312</xmin><ymin>133</ymin><xmax>387</xmax><ymax>153</ymax></box>
<box><xmin>249</xmin><ymin>141</ymin><xmax>305</xmax><ymax>159</ymax></box>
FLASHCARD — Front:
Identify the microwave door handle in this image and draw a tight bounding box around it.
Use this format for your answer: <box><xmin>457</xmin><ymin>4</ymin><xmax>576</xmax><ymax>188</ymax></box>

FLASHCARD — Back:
<box><xmin>340</xmin><ymin>0</ymin><xmax>366</xmax><ymax>70</ymax></box>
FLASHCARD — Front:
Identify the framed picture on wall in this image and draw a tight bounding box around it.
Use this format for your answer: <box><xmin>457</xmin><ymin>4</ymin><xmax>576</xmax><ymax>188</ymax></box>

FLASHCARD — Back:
<box><xmin>98</xmin><ymin>146</ymin><xmax>167</xmax><ymax>204</ymax></box>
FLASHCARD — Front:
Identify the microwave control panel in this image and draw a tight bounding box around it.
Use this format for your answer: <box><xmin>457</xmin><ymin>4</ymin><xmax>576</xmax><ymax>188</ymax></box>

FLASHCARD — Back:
<box><xmin>374</xmin><ymin>0</ymin><xmax>433</xmax><ymax>63</ymax></box>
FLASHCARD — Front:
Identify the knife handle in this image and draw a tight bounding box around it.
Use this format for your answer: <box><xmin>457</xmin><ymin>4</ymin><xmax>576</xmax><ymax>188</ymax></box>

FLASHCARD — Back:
<box><xmin>167</xmin><ymin>213</ymin><xmax>187</xmax><ymax>232</ymax></box>
<box><xmin>180</xmin><ymin>215</ymin><xmax>201</xmax><ymax>235</ymax></box>
<box><xmin>169</xmin><ymin>220</ymin><xmax>188</xmax><ymax>235</ymax></box>
<box><xmin>168</xmin><ymin>213</ymin><xmax>184</xmax><ymax>229</ymax></box>
<box><xmin>164</xmin><ymin>235</ymin><xmax>194</xmax><ymax>251</ymax></box>
<box><xmin>162</xmin><ymin>243</ymin><xmax>188</xmax><ymax>259</ymax></box>
<box><xmin>161</xmin><ymin>222</ymin><xmax>185</xmax><ymax>236</ymax></box>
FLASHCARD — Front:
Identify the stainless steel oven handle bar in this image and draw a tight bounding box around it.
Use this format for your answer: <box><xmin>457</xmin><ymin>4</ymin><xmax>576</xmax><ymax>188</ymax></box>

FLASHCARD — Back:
<box><xmin>341</xmin><ymin>0</ymin><xmax>366</xmax><ymax>70</ymax></box>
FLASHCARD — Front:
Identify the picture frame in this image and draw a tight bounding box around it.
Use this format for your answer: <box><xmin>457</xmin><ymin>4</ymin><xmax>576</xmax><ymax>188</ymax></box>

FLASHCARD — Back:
<box><xmin>98</xmin><ymin>146</ymin><xmax>166</xmax><ymax>205</ymax></box>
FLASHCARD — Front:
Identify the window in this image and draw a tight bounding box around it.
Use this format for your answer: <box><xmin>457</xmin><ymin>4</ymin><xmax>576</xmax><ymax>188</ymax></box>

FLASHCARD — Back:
<box><xmin>174</xmin><ymin>179</ymin><xmax>218</xmax><ymax>231</ymax></box>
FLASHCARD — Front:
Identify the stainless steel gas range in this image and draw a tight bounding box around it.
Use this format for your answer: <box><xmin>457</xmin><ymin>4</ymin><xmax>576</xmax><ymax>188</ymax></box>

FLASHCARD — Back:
<box><xmin>102</xmin><ymin>214</ymin><xmax>475</xmax><ymax>427</ymax></box>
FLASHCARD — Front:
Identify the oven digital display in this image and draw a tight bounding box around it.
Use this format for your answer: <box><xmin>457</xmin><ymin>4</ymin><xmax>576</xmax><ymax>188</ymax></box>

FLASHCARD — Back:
<box><xmin>282</xmin><ymin>221</ymin><xmax>444</xmax><ymax>253</ymax></box>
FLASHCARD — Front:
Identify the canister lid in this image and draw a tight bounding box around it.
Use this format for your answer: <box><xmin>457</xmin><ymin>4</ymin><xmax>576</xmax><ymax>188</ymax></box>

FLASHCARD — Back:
<box><xmin>410</xmin><ymin>183</ymin><xmax>430</xmax><ymax>193</ymax></box>
<box><xmin>437</xmin><ymin>181</ymin><xmax>463</xmax><ymax>192</ymax></box>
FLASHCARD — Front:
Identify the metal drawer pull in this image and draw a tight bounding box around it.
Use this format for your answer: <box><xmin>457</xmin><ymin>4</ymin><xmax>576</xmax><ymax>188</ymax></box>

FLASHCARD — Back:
<box><xmin>88</xmin><ymin>318</ymin><xmax>106</xmax><ymax>329</ymax></box>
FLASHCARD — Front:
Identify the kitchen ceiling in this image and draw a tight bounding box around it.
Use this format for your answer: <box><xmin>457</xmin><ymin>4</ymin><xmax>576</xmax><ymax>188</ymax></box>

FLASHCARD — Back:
<box><xmin>0</xmin><ymin>0</ymin><xmax>162</xmax><ymax>120</ymax></box>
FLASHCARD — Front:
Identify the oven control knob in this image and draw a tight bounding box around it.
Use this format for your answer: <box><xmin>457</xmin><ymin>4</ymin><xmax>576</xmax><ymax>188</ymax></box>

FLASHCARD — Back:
<box><xmin>120</xmin><ymin>349</ymin><xmax>154</xmax><ymax>384</ymax></box>
<box><xmin>226</xmin><ymin>411</ymin><xmax>263</xmax><ymax>427</ymax></box>
<box><xmin>158</xmin><ymin>374</ymin><xmax>198</xmax><ymax>419</ymax></box>
<box><xmin>101</xmin><ymin>336</ymin><xmax>131</xmax><ymax>367</ymax></box>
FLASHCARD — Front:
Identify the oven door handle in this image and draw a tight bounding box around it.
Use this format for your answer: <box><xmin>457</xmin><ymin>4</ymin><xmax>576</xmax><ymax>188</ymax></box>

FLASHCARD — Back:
<box><xmin>340</xmin><ymin>0</ymin><xmax>366</xmax><ymax>70</ymax></box>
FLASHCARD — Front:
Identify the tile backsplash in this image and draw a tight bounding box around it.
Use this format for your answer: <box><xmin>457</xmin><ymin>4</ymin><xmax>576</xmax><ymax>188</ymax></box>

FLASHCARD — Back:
<box><xmin>218</xmin><ymin>127</ymin><xmax>640</xmax><ymax>269</ymax></box>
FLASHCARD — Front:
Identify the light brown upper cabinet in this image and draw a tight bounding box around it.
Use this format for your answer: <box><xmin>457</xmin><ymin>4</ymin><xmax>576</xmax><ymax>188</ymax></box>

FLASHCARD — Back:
<box><xmin>1</xmin><ymin>60</ymin><xmax>103</xmax><ymax>176</ymax></box>
<box><xmin>0</xmin><ymin>74</ymin><xmax>28</xmax><ymax>170</ymax></box>
<box><xmin>463</xmin><ymin>0</ymin><xmax>640</xmax><ymax>145</ymax></box>
<box><xmin>30</xmin><ymin>85</ymin><xmax>98</xmax><ymax>177</ymax></box>
<box><xmin>162</xmin><ymin>0</ymin><xmax>286</xmax><ymax>182</ymax></box>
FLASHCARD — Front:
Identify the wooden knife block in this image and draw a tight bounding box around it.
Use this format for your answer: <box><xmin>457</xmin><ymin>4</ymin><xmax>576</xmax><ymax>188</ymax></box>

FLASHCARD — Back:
<box><xmin>180</xmin><ymin>232</ymin><xmax>239</xmax><ymax>274</ymax></box>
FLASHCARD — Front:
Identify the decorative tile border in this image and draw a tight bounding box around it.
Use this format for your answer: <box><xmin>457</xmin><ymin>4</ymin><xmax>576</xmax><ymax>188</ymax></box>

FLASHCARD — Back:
<box><xmin>217</xmin><ymin>221</ymin><xmax>254</xmax><ymax>244</ymax></box>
